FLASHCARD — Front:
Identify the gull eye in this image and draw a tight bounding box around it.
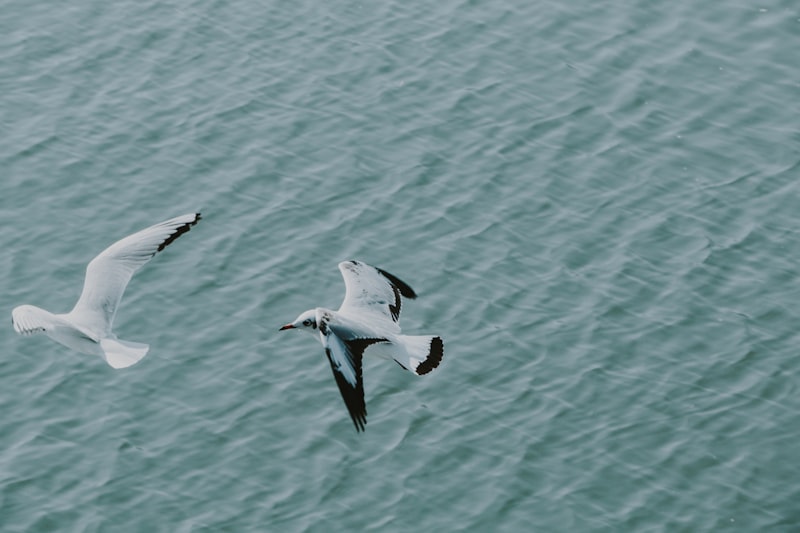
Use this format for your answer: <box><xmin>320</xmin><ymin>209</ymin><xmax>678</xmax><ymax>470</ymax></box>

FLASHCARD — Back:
<box><xmin>303</xmin><ymin>319</ymin><xmax>312</xmax><ymax>327</ymax></box>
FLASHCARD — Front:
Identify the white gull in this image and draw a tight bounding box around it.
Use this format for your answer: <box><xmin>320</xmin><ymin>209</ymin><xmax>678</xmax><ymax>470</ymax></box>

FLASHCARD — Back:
<box><xmin>11</xmin><ymin>213</ymin><xmax>201</xmax><ymax>369</ymax></box>
<box><xmin>280</xmin><ymin>260</ymin><xmax>444</xmax><ymax>432</ymax></box>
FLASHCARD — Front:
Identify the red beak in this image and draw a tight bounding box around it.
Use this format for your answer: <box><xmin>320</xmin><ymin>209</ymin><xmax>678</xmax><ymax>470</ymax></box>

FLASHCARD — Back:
<box><xmin>279</xmin><ymin>324</ymin><xmax>295</xmax><ymax>331</ymax></box>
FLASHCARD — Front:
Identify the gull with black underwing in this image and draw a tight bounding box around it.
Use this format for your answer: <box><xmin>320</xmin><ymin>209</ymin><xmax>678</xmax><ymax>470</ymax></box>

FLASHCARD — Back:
<box><xmin>280</xmin><ymin>260</ymin><xmax>444</xmax><ymax>432</ymax></box>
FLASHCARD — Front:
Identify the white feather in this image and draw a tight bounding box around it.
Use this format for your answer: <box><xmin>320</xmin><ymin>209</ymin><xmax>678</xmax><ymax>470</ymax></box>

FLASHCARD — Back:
<box><xmin>337</xmin><ymin>260</ymin><xmax>410</xmax><ymax>331</ymax></box>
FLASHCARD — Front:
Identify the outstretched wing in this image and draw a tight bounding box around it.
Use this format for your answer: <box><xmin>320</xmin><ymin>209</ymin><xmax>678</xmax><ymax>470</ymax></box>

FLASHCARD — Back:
<box><xmin>337</xmin><ymin>260</ymin><xmax>416</xmax><ymax>328</ymax></box>
<box><xmin>318</xmin><ymin>311</ymin><xmax>385</xmax><ymax>432</ymax></box>
<box><xmin>69</xmin><ymin>213</ymin><xmax>201</xmax><ymax>332</ymax></box>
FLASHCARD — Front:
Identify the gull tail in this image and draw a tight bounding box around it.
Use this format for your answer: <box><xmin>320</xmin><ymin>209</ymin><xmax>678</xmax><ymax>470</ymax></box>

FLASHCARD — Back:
<box><xmin>99</xmin><ymin>338</ymin><xmax>149</xmax><ymax>369</ymax></box>
<box><xmin>394</xmin><ymin>335</ymin><xmax>444</xmax><ymax>376</ymax></box>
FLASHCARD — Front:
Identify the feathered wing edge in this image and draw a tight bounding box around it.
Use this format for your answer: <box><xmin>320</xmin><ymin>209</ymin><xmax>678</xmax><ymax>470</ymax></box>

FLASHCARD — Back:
<box><xmin>11</xmin><ymin>305</ymin><xmax>60</xmax><ymax>336</ymax></box>
<box><xmin>338</xmin><ymin>261</ymin><xmax>417</xmax><ymax>324</ymax></box>
<box><xmin>321</xmin><ymin>317</ymin><xmax>387</xmax><ymax>432</ymax></box>
<box><xmin>70</xmin><ymin>213</ymin><xmax>201</xmax><ymax>331</ymax></box>
<box><xmin>376</xmin><ymin>266</ymin><xmax>416</xmax><ymax>300</ymax></box>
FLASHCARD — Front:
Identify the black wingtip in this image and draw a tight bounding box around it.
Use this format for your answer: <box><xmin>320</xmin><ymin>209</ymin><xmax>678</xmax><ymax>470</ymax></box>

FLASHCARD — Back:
<box><xmin>346</xmin><ymin>400</ymin><xmax>367</xmax><ymax>433</ymax></box>
<box><xmin>416</xmin><ymin>337</ymin><xmax>444</xmax><ymax>375</ymax></box>
<box><xmin>341</xmin><ymin>338</ymin><xmax>384</xmax><ymax>433</ymax></box>
<box><xmin>352</xmin><ymin>413</ymin><xmax>367</xmax><ymax>432</ymax></box>
<box><xmin>324</xmin><ymin>343</ymin><xmax>368</xmax><ymax>434</ymax></box>
<box><xmin>376</xmin><ymin>267</ymin><xmax>417</xmax><ymax>299</ymax></box>
<box><xmin>156</xmin><ymin>213</ymin><xmax>201</xmax><ymax>252</ymax></box>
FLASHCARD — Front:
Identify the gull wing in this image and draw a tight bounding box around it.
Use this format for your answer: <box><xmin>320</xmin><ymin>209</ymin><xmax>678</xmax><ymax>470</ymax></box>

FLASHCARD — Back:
<box><xmin>11</xmin><ymin>305</ymin><xmax>65</xmax><ymax>336</ymax></box>
<box><xmin>318</xmin><ymin>311</ymin><xmax>385</xmax><ymax>432</ymax></box>
<box><xmin>337</xmin><ymin>261</ymin><xmax>416</xmax><ymax>328</ymax></box>
<box><xmin>69</xmin><ymin>213</ymin><xmax>201</xmax><ymax>332</ymax></box>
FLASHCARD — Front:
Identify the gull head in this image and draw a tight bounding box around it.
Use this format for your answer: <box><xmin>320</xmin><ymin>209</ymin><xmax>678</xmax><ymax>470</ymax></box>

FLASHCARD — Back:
<box><xmin>279</xmin><ymin>309</ymin><xmax>318</xmax><ymax>333</ymax></box>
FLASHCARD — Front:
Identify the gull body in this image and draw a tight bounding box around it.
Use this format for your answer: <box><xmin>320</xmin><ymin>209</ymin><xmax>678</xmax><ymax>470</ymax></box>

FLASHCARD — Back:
<box><xmin>280</xmin><ymin>260</ymin><xmax>444</xmax><ymax>432</ymax></box>
<box><xmin>11</xmin><ymin>213</ymin><xmax>201</xmax><ymax>369</ymax></box>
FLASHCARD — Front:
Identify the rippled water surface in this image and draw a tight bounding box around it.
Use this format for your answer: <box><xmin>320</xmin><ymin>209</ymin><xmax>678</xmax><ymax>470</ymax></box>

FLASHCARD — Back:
<box><xmin>2</xmin><ymin>0</ymin><xmax>799</xmax><ymax>531</ymax></box>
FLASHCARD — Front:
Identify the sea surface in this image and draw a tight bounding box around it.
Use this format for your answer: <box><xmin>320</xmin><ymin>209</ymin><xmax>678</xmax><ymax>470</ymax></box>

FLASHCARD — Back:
<box><xmin>1</xmin><ymin>0</ymin><xmax>799</xmax><ymax>531</ymax></box>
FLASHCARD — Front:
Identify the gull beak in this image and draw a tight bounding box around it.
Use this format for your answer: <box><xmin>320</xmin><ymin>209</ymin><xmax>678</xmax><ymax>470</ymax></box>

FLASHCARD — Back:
<box><xmin>279</xmin><ymin>324</ymin><xmax>295</xmax><ymax>331</ymax></box>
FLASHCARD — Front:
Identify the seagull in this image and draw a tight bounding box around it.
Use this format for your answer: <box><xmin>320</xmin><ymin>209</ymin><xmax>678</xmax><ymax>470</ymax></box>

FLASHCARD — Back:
<box><xmin>11</xmin><ymin>213</ymin><xmax>201</xmax><ymax>369</ymax></box>
<box><xmin>280</xmin><ymin>260</ymin><xmax>444</xmax><ymax>432</ymax></box>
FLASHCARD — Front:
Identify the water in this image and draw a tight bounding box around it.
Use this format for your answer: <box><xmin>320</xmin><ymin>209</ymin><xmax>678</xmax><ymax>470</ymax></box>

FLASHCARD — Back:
<box><xmin>1</xmin><ymin>0</ymin><xmax>799</xmax><ymax>530</ymax></box>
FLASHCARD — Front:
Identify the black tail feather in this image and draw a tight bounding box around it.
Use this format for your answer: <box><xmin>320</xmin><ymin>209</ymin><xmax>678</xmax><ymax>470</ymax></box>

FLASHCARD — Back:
<box><xmin>416</xmin><ymin>337</ymin><xmax>444</xmax><ymax>375</ymax></box>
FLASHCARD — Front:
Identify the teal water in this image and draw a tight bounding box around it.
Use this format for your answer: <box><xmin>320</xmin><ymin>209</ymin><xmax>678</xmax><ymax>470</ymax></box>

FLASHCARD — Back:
<box><xmin>2</xmin><ymin>0</ymin><xmax>799</xmax><ymax>531</ymax></box>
